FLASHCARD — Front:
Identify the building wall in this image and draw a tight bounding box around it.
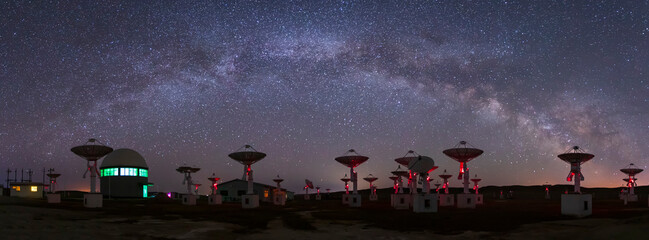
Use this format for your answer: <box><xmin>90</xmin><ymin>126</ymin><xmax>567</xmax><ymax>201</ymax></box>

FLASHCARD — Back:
<box><xmin>9</xmin><ymin>183</ymin><xmax>43</xmax><ymax>198</ymax></box>
<box><xmin>218</xmin><ymin>180</ymin><xmax>293</xmax><ymax>202</ymax></box>
<box><xmin>100</xmin><ymin>176</ymin><xmax>148</xmax><ymax>198</ymax></box>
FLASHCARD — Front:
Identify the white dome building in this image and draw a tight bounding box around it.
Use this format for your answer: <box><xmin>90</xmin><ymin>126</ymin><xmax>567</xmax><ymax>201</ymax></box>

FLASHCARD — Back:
<box><xmin>99</xmin><ymin>148</ymin><xmax>150</xmax><ymax>198</ymax></box>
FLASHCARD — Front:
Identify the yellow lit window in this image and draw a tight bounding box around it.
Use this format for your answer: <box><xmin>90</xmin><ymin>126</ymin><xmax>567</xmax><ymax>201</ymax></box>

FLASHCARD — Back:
<box><xmin>13</xmin><ymin>186</ymin><xmax>21</xmax><ymax>191</ymax></box>
<box><xmin>264</xmin><ymin>190</ymin><xmax>269</xmax><ymax>198</ymax></box>
<box><xmin>31</xmin><ymin>186</ymin><xmax>38</xmax><ymax>192</ymax></box>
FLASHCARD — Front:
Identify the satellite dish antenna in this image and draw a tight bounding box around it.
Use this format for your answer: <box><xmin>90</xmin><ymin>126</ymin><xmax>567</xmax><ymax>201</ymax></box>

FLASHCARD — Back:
<box><xmin>363</xmin><ymin>174</ymin><xmax>379</xmax><ymax>198</ymax></box>
<box><xmin>304</xmin><ymin>179</ymin><xmax>314</xmax><ymax>200</ymax></box>
<box><xmin>46</xmin><ymin>168</ymin><xmax>61</xmax><ymax>193</ymax></box>
<box><xmin>335</xmin><ymin>149</ymin><xmax>368</xmax><ymax>196</ymax></box>
<box><xmin>470</xmin><ymin>174</ymin><xmax>482</xmax><ymax>194</ymax></box>
<box><xmin>176</xmin><ymin>165</ymin><xmax>200</xmax><ymax>195</ymax></box>
<box><xmin>620</xmin><ymin>163</ymin><xmax>643</xmax><ymax>197</ymax></box>
<box><xmin>271</xmin><ymin>174</ymin><xmax>286</xmax><ymax>205</ymax></box>
<box><xmin>557</xmin><ymin>146</ymin><xmax>594</xmax><ymax>193</ymax></box>
<box><xmin>389</xmin><ymin>175</ymin><xmax>399</xmax><ymax>194</ymax></box>
<box><xmin>395</xmin><ymin>150</ymin><xmax>419</xmax><ymax>195</ymax></box>
<box><xmin>443</xmin><ymin>141</ymin><xmax>483</xmax><ymax>194</ymax></box>
<box><xmin>438</xmin><ymin>169</ymin><xmax>453</xmax><ymax>194</ymax></box>
<box><xmin>228</xmin><ymin>145</ymin><xmax>266</xmax><ymax>195</ymax></box>
<box><xmin>341</xmin><ymin>174</ymin><xmax>351</xmax><ymax>194</ymax></box>
<box><xmin>193</xmin><ymin>183</ymin><xmax>202</xmax><ymax>195</ymax></box>
<box><xmin>434</xmin><ymin>180</ymin><xmax>441</xmax><ymax>193</ymax></box>
<box><xmin>391</xmin><ymin>165</ymin><xmax>409</xmax><ymax>194</ymax></box>
<box><xmin>273</xmin><ymin>175</ymin><xmax>284</xmax><ymax>189</ymax></box>
<box><xmin>207</xmin><ymin>173</ymin><xmax>221</xmax><ymax>195</ymax></box>
<box><xmin>71</xmin><ymin>138</ymin><xmax>113</xmax><ymax>194</ymax></box>
<box><xmin>408</xmin><ymin>155</ymin><xmax>438</xmax><ymax>194</ymax></box>
<box><xmin>305</xmin><ymin>179</ymin><xmax>315</xmax><ymax>189</ymax></box>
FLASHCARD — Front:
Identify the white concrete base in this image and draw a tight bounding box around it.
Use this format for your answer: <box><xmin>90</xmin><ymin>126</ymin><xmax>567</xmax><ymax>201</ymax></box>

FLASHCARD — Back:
<box><xmin>457</xmin><ymin>193</ymin><xmax>477</xmax><ymax>209</ymax></box>
<box><xmin>182</xmin><ymin>195</ymin><xmax>196</xmax><ymax>205</ymax></box>
<box><xmin>476</xmin><ymin>194</ymin><xmax>483</xmax><ymax>204</ymax></box>
<box><xmin>369</xmin><ymin>194</ymin><xmax>378</xmax><ymax>201</ymax></box>
<box><xmin>242</xmin><ymin>194</ymin><xmax>259</xmax><ymax>209</ymax></box>
<box><xmin>392</xmin><ymin>194</ymin><xmax>410</xmax><ymax>209</ymax></box>
<box><xmin>315</xmin><ymin>195</ymin><xmax>321</xmax><ymax>200</ymax></box>
<box><xmin>348</xmin><ymin>194</ymin><xmax>361</xmax><ymax>207</ymax></box>
<box><xmin>439</xmin><ymin>194</ymin><xmax>454</xmax><ymax>207</ymax></box>
<box><xmin>413</xmin><ymin>194</ymin><xmax>438</xmax><ymax>213</ymax></box>
<box><xmin>84</xmin><ymin>193</ymin><xmax>103</xmax><ymax>208</ymax></box>
<box><xmin>342</xmin><ymin>194</ymin><xmax>350</xmax><ymax>205</ymax></box>
<box><xmin>208</xmin><ymin>195</ymin><xmax>222</xmax><ymax>205</ymax></box>
<box><xmin>273</xmin><ymin>191</ymin><xmax>286</xmax><ymax>205</ymax></box>
<box><xmin>47</xmin><ymin>193</ymin><xmax>61</xmax><ymax>203</ymax></box>
<box><xmin>561</xmin><ymin>194</ymin><xmax>592</xmax><ymax>217</ymax></box>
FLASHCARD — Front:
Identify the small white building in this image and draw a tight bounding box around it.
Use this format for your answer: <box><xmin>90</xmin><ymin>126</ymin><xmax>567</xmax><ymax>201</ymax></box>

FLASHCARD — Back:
<box><xmin>218</xmin><ymin>179</ymin><xmax>294</xmax><ymax>202</ymax></box>
<box><xmin>10</xmin><ymin>182</ymin><xmax>44</xmax><ymax>198</ymax></box>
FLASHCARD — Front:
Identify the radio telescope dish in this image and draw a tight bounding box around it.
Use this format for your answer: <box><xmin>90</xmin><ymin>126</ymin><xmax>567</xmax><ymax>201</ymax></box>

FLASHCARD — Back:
<box><xmin>207</xmin><ymin>173</ymin><xmax>220</xmax><ymax>195</ymax></box>
<box><xmin>395</xmin><ymin>150</ymin><xmax>418</xmax><ymax>166</ymax></box>
<box><xmin>71</xmin><ymin>138</ymin><xmax>113</xmax><ymax>194</ymax></box>
<box><xmin>391</xmin><ymin>165</ymin><xmax>409</xmax><ymax>177</ymax></box>
<box><xmin>443</xmin><ymin>141</ymin><xmax>483</xmax><ymax>194</ymax></box>
<box><xmin>273</xmin><ymin>175</ymin><xmax>284</xmax><ymax>184</ymax></box>
<box><xmin>46</xmin><ymin>169</ymin><xmax>61</xmax><ymax>193</ymax></box>
<box><xmin>407</xmin><ymin>155</ymin><xmax>438</xmax><ymax>175</ymax></box>
<box><xmin>305</xmin><ymin>179</ymin><xmax>314</xmax><ymax>189</ymax></box>
<box><xmin>620</xmin><ymin>163</ymin><xmax>643</xmax><ymax>176</ymax></box>
<box><xmin>341</xmin><ymin>174</ymin><xmax>351</xmax><ymax>194</ymax></box>
<box><xmin>335</xmin><ymin>149</ymin><xmax>369</xmax><ymax>168</ymax></box>
<box><xmin>620</xmin><ymin>163</ymin><xmax>643</xmax><ymax>197</ymax></box>
<box><xmin>363</xmin><ymin>174</ymin><xmax>378</xmax><ymax>183</ymax></box>
<box><xmin>335</xmin><ymin>149</ymin><xmax>369</xmax><ymax>196</ymax></box>
<box><xmin>438</xmin><ymin>169</ymin><xmax>453</xmax><ymax>194</ymax></box>
<box><xmin>228</xmin><ymin>145</ymin><xmax>266</xmax><ymax>196</ymax></box>
<box><xmin>177</xmin><ymin>165</ymin><xmax>200</xmax><ymax>195</ymax></box>
<box><xmin>407</xmin><ymin>155</ymin><xmax>438</xmax><ymax>193</ymax></box>
<box><xmin>557</xmin><ymin>146</ymin><xmax>594</xmax><ymax>193</ymax></box>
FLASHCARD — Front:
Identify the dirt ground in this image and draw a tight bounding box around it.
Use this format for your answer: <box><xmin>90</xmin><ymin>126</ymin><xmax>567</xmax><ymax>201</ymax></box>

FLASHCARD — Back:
<box><xmin>1</xmin><ymin>193</ymin><xmax>648</xmax><ymax>240</ymax></box>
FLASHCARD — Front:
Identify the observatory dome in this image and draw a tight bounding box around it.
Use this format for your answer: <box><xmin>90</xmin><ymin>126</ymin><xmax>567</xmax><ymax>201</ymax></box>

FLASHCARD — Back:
<box><xmin>100</xmin><ymin>148</ymin><xmax>148</xmax><ymax>169</ymax></box>
<box><xmin>99</xmin><ymin>148</ymin><xmax>150</xmax><ymax>198</ymax></box>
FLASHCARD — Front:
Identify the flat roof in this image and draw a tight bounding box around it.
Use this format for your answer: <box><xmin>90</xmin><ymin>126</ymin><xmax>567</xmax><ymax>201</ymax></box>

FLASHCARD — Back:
<box><xmin>9</xmin><ymin>182</ymin><xmax>44</xmax><ymax>186</ymax></box>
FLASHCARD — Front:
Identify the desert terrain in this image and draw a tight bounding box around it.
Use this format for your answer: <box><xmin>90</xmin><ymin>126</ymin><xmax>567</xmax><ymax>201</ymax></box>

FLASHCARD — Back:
<box><xmin>1</xmin><ymin>186</ymin><xmax>648</xmax><ymax>240</ymax></box>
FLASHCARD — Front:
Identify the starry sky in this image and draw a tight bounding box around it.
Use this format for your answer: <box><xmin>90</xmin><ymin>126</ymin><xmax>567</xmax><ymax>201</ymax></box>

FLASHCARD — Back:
<box><xmin>1</xmin><ymin>1</ymin><xmax>648</xmax><ymax>194</ymax></box>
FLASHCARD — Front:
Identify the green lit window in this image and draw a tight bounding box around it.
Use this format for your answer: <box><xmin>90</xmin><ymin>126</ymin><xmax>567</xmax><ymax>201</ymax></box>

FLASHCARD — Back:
<box><xmin>143</xmin><ymin>185</ymin><xmax>148</xmax><ymax>198</ymax></box>
<box><xmin>120</xmin><ymin>168</ymin><xmax>137</xmax><ymax>176</ymax></box>
<box><xmin>139</xmin><ymin>169</ymin><xmax>148</xmax><ymax>177</ymax></box>
<box><xmin>100</xmin><ymin>168</ymin><xmax>119</xmax><ymax>177</ymax></box>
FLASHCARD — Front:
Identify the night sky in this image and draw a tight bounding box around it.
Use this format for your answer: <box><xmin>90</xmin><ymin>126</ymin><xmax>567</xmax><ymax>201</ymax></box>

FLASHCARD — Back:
<box><xmin>1</xmin><ymin>1</ymin><xmax>648</xmax><ymax>194</ymax></box>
